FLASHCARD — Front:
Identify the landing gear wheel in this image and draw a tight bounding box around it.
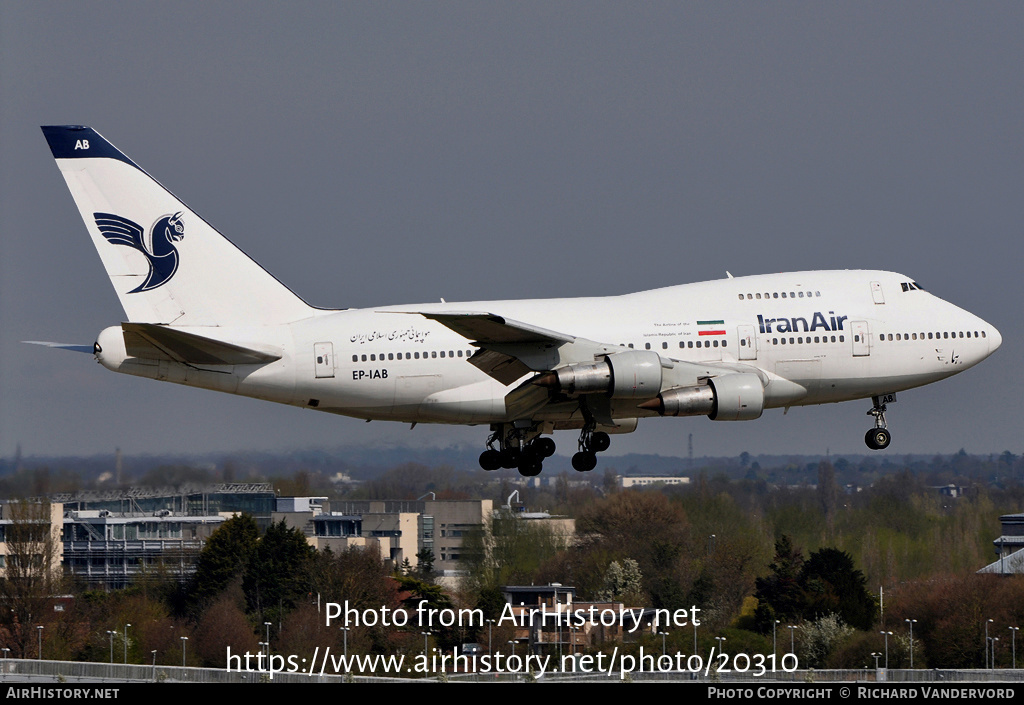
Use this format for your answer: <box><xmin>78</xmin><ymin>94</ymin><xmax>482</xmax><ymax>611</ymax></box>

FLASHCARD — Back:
<box><xmin>499</xmin><ymin>448</ymin><xmax>521</xmax><ymax>469</ymax></box>
<box><xmin>518</xmin><ymin>453</ymin><xmax>543</xmax><ymax>477</ymax></box>
<box><xmin>572</xmin><ymin>451</ymin><xmax>598</xmax><ymax>472</ymax></box>
<box><xmin>590</xmin><ymin>431</ymin><xmax>611</xmax><ymax>453</ymax></box>
<box><xmin>865</xmin><ymin>428</ymin><xmax>891</xmax><ymax>450</ymax></box>
<box><xmin>534</xmin><ymin>437</ymin><xmax>557</xmax><ymax>458</ymax></box>
<box><xmin>479</xmin><ymin>449</ymin><xmax>502</xmax><ymax>471</ymax></box>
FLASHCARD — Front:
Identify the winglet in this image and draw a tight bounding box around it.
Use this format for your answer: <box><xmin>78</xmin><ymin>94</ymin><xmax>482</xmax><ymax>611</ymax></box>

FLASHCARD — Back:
<box><xmin>40</xmin><ymin>126</ymin><xmax>138</xmax><ymax>166</ymax></box>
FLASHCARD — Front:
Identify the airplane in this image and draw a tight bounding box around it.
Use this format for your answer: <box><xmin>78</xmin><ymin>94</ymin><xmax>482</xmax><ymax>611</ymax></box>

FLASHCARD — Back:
<box><xmin>35</xmin><ymin>125</ymin><xmax>1002</xmax><ymax>476</ymax></box>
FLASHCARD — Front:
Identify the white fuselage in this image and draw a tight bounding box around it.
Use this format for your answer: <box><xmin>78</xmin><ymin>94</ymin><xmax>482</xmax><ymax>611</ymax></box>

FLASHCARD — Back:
<box><xmin>96</xmin><ymin>269</ymin><xmax>1000</xmax><ymax>430</ymax></box>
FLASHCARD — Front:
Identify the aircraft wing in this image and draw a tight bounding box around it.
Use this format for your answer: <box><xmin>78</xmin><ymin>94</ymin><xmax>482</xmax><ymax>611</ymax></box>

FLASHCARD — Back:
<box><xmin>416</xmin><ymin>311</ymin><xmax>597</xmax><ymax>385</ymax></box>
<box><xmin>417</xmin><ymin>310</ymin><xmax>663</xmax><ymax>386</ymax></box>
<box><xmin>120</xmin><ymin>323</ymin><xmax>281</xmax><ymax>365</ymax></box>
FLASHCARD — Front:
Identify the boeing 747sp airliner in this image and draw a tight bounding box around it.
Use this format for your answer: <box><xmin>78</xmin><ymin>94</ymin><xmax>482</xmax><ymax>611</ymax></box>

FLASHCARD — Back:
<box><xmin>36</xmin><ymin>126</ymin><xmax>1001</xmax><ymax>476</ymax></box>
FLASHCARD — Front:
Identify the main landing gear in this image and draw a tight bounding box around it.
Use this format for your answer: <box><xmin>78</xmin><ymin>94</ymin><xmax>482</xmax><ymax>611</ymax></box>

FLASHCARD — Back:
<box><xmin>571</xmin><ymin>424</ymin><xmax>610</xmax><ymax>472</ymax></box>
<box><xmin>864</xmin><ymin>395</ymin><xmax>892</xmax><ymax>450</ymax></box>
<box><xmin>478</xmin><ymin>425</ymin><xmax>556</xmax><ymax>477</ymax></box>
<box><xmin>477</xmin><ymin>421</ymin><xmax>612</xmax><ymax>476</ymax></box>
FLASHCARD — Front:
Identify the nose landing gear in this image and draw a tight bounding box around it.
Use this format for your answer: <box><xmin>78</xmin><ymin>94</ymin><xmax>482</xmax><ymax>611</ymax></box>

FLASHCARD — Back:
<box><xmin>864</xmin><ymin>396</ymin><xmax>892</xmax><ymax>450</ymax></box>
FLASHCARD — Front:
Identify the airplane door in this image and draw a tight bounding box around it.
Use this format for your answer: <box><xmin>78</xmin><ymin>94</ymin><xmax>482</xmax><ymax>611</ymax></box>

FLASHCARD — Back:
<box><xmin>314</xmin><ymin>342</ymin><xmax>335</xmax><ymax>378</ymax></box>
<box><xmin>737</xmin><ymin>324</ymin><xmax>757</xmax><ymax>360</ymax></box>
<box><xmin>850</xmin><ymin>321</ymin><xmax>870</xmax><ymax>357</ymax></box>
<box><xmin>870</xmin><ymin>281</ymin><xmax>885</xmax><ymax>304</ymax></box>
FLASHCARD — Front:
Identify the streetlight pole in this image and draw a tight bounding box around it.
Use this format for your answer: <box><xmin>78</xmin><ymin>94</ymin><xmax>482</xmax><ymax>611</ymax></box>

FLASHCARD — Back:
<box><xmin>1010</xmin><ymin>626</ymin><xmax>1019</xmax><ymax>670</ymax></box>
<box><xmin>36</xmin><ymin>626</ymin><xmax>43</xmax><ymax>660</ymax></box>
<box><xmin>905</xmin><ymin>619</ymin><xmax>916</xmax><ymax>669</ymax></box>
<box><xmin>107</xmin><ymin>630</ymin><xmax>116</xmax><ymax>663</ymax></box>
<box><xmin>986</xmin><ymin>619</ymin><xmax>994</xmax><ymax>669</ymax></box>
<box><xmin>180</xmin><ymin>636</ymin><xmax>188</xmax><ymax>667</ymax></box>
<box><xmin>264</xmin><ymin>622</ymin><xmax>272</xmax><ymax>657</ymax></box>
<box><xmin>871</xmin><ymin>652</ymin><xmax>881</xmax><ymax>669</ymax></box>
<box><xmin>788</xmin><ymin>625</ymin><xmax>797</xmax><ymax>655</ymax></box>
<box><xmin>486</xmin><ymin>618</ymin><xmax>494</xmax><ymax>655</ymax></box>
<box><xmin>659</xmin><ymin>631</ymin><xmax>668</xmax><ymax>657</ymax></box>
<box><xmin>151</xmin><ymin>650</ymin><xmax>157</xmax><ymax>682</ymax></box>
<box><xmin>124</xmin><ymin>623</ymin><xmax>131</xmax><ymax>664</ymax></box>
<box><xmin>880</xmin><ymin>631</ymin><xmax>892</xmax><ymax>669</ymax></box>
<box><xmin>992</xmin><ymin>637</ymin><xmax>999</xmax><ymax>669</ymax></box>
<box><xmin>773</xmin><ymin>620</ymin><xmax>780</xmax><ymax>659</ymax></box>
<box><xmin>421</xmin><ymin>632</ymin><xmax>430</xmax><ymax>657</ymax></box>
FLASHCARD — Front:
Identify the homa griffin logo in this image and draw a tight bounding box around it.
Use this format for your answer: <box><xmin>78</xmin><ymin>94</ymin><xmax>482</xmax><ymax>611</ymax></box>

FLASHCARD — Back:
<box><xmin>757</xmin><ymin>311</ymin><xmax>848</xmax><ymax>334</ymax></box>
<box><xmin>94</xmin><ymin>212</ymin><xmax>185</xmax><ymax>292</ymax></box>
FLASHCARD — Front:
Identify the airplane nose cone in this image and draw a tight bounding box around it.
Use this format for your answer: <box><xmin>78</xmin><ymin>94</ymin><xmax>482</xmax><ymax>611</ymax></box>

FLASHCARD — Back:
<box><xmin>988</xmin><ymin>325</ymin><xmax>1002</xmax><ymax>354</ymax></box>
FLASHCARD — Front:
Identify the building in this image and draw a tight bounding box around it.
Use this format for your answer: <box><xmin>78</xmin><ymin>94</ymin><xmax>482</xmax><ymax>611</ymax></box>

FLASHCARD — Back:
<box><xmin>620</xmin><ymin>476</ymin><xmax>690</xmax><ymax>488</ymax></box>
<box><xmin>315</xmin><ymin>499</ymin><xmax>493</xmax><ymax>575</ymax></box>
<box><xmin>0</xmin><ymin>500</ymin><xmax>64</xmax><ymax>580</ymax></box>
<box><xmin>978</xmin><ymin>512</ymin><xmax>1024</xmax><ymax>574</ymax></box>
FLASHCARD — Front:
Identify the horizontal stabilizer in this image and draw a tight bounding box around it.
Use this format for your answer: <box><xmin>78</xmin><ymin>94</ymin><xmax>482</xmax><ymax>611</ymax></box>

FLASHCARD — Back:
<box><xmin>23</xmin><ymin>341</ymin><xmax>95</xmax><ymax>354</ymax></box>
<box><xmin>121</xmin><ymin>323</ymin><xmax>281</xmax><ymax>365</ymax></box>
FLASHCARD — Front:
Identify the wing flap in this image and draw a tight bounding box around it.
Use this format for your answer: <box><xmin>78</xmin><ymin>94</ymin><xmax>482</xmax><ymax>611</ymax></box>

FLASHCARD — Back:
<box><xmin>121</xmin><ymin>323</ymin><xmax>281</xmax><ymax>365</ymax></box>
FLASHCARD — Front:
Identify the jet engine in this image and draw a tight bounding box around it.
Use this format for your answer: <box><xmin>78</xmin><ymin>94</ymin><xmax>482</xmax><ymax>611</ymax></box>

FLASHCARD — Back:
<box><xmin>535</xmin><ymin>350</ymin><xmax>663</xmax><ymax>399</ymax></box>
<box><xmin>639</xmin><ymin>373</ymin><xmax>764</xmax><ymax>421</ymax></box>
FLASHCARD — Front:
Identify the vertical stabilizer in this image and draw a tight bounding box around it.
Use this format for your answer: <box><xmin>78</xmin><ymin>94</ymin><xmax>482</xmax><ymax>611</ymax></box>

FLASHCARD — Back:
<box><xmin>41</xmin><ymin>126</ymin><xmax>315</xmax><ymax>326</ymax></box>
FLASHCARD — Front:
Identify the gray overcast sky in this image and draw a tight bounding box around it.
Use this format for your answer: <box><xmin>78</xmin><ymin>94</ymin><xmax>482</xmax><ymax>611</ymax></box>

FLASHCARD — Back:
<box><xmin>2</xmin><ymin>2</ymin><xmax>1021</xmax><ymax>460</ymax></box>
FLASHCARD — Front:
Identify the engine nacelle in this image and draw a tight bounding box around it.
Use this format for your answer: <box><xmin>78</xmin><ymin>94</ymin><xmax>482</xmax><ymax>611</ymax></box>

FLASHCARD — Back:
<box><xmin>643</xmin><ymin>373</ymin><xmax>764</xmax><ymax>421</ymax></box>
<box><xmin>547</xmin><ymin>350</ymin><xmax>663</xmax><ymax>399</ymax></box>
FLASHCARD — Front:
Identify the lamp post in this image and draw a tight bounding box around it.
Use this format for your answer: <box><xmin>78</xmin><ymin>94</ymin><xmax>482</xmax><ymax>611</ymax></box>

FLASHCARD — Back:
<box><xmin>991</xmin><ymin>637</ymin><xmax>999</xmax><ymax>669</ymax></box>
<box><xmin>880</xmin><ymin>631</ymin><xmax>892</xmax><ymax>669</ymax></box>
<box><xmin>264</xmin><ymin>622</ymin><xmax>272</xmax><ymax>655</ymax></box>
<box><xmin>693</xmin><ymin>621</ymin><xmax>698</xmax><ymax>655</ymax></box>
<box><xmin>659</xmin><ymin>631</ymin><xmax>668</xmax><ymax>657</ymax></box>
<box><xmin>486</xmin><ymin>618</ymin><xmax>494</xmax><ymax>655</ymax></box>
<box><xmin>421</xmin><ymin>632</ymin><xmax>430</xmax><ymax>656</ymax></box>
<box><xmin>340</xmin><ymin>627</ymin><xmax>349</xmax><ymax>660</ymax></box>
<box><xmin>787</xmin><ymin>625</ymin><xmax>797</xmax><ymax>655</ymax></box>
<box><xmin>36</xmin><ymin>626</ymin><xmax>43</xmax><ymax>660</ymax></box>
<box><xmin>151</xmin><ymin>650</ymin><xmax>157</xmax><ymax>682</ymax></box>
<box><xmin>871</xmin><ymin>652</ymin><xmax>881</xmax><ymax>669</ymax></box>
<box><xmin>180</xmin><ymin>636</ymin><xmax>188</xmax><ymax>667</ymax></box>
<box><xmin>1010</xmin><ymin>626</ymin><xmax>1019</xmax><ymax>670</ymax></box>
<box><xmin>714</xmin><ymin>635</ymin><xmax>726</xmax><ymax>665</ymax></box>
<box><xmin>986</xmin><ymin>619</ymin><xmax>994</xmax><ymax>669</ymax></box>
<box><xmin>773</xmin><ymin>620</ymin><xmax>780</xmax><ymax>659</ymax></box>
<box><xmin>124</xmin><ymin>623</ymin><xmax>131</xmax><ymax>664</ymax></box>
<box><xmin>107</xmin><ymin>630</ymin><xmax>116</xmax><ymax>663</ymax></box>
<box><xmin>905</xmin><ymin>619</ymin><xmax>916</xmax><ymax>668</ymax></box>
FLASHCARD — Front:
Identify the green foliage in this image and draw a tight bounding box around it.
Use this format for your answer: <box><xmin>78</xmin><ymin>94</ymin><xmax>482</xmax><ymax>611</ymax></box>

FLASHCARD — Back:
<box><xmin>242</xmin><ymin>520</ymin><xmax>316</xmax><ymax>625</ymax></box>
<box><xmin>800</xmin><ymin>548</ymin><xmax>875</xmax><ymax>630</ymax></box>
<box><xmin>754</xmin><ymin>535</ymin><xmax>805</xmax><ymax>628</ymax></box>
<box><xmin>188</xmin><ymin>514</ymin><xmax>259</xmax><ymax>611</ymax></box>
<box><xmin>796</xmin><ymin>614</ymin><xmax>854</xmax><ymax>668</ymax></box>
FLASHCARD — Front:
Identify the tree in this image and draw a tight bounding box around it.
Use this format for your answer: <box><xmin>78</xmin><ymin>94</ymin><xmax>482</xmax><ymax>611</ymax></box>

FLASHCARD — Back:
<box><xmin>800</xmin><ymin>548</ymin><xmax>875</xmax><ymax>630</ymax></box>
<box><xmin>754</xmin><ymin>535</ymin><xmax>805</xmax><ymax>627</ymax></box>
<box><xmin>188</xmin><ymin>514</ymin><xmax>259</xmax><ymax>611</ymax></box>
<box><xmin>597</xmin><ymin>559</ymin><xmax>643</xmax><ymax>603</ymax></box>
<box><xmin>243</xmin><ymin>520</ymin><xmax>316</xmax><ymax>625</ymax></box>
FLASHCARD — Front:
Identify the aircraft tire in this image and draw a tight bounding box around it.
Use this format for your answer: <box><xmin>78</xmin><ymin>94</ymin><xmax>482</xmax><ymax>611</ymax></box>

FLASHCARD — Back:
<box><xmin>500</xmin><ymin>448</ymin><xmax>521</xmax><ymax>469</ymax></box>
<box><xmin>865</xmin><ymin>428</ymin><xmax>891</xmax><ymax>450</ymax></box>
<box><xmin>534</xmin><ymin>437</ymin><xmax>557</xmax><ymax>458</ymax></box>
<box><xmin>572</xmin><ymin>451</ymin><xmax>597</xmax><ymax>472</ymax></box>
<box><xmin>591</xmin><ymin>431</ymin><xmax>611</xmax><ymax>453</ymax></box>
<box><xmin>479</xmin><ymin>449</ymin><xmax>502</xmax><ymax>471</ymax></box>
